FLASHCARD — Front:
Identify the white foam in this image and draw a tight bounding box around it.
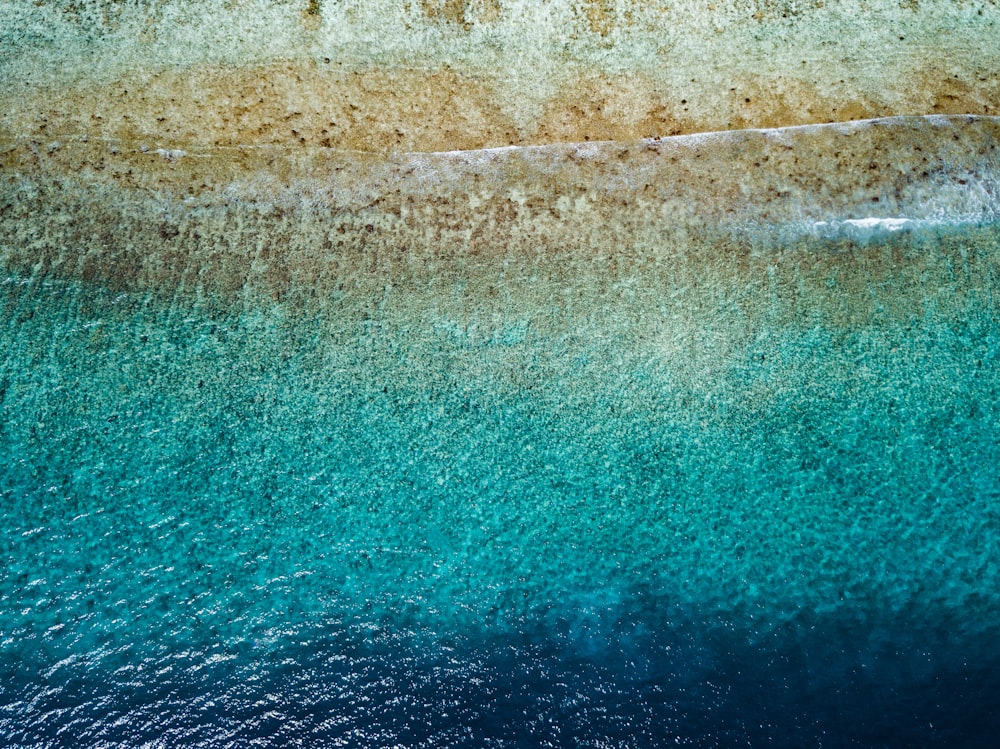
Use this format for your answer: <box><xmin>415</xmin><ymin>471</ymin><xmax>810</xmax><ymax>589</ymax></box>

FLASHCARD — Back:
<box><xmin>821</xmin><ymin>217</ymin><xmax>914</xmax><ymax>232</ymax></box>
<box><xmin>154</xmin><ymin>148</ymin><xmax>187</xmax><ymax>162</ymax></box>
<box><xmin>410</xmin><ymin>115</ymin><xmax>1000</xmax><ymax>159</ymax></box>
<box><xmin>803</xmin><ymin>215</ymin><xmax>981</xmax><ymax>240</ymax></box>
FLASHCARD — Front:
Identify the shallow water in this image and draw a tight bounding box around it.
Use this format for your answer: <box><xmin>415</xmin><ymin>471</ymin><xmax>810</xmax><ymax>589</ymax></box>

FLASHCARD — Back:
<box><xmin>3</xmin><ymin>121</ymin><xmax>1000</xmax><ymax>746</ymax></box>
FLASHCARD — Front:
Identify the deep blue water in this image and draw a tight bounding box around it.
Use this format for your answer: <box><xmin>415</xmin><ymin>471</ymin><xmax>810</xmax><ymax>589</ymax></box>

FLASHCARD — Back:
<box><xmin>2</xmin><ymin>224</ymin><xmax>1000</xmax><ymax>746</ymax></box>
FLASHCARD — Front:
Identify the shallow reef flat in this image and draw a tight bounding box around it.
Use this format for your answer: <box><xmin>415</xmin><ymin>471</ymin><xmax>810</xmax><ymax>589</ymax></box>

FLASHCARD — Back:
<box><xmin>3</xmin><ymin>114</ymin><xmax>998</xmax><ymax>298</ymax></box>
<box><xmin>2</xmin><ymin>116</ymin><xmax>999</xmax><ymax>413</ymax></box>
<box><xmin>2</xmin><ymin>0</ymin><xmax>1000</xmax><ymax>150</ymax></box>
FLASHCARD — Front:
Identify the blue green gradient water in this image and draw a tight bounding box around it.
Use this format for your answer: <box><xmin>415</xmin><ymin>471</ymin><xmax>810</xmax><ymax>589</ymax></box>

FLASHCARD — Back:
<box><xmin>4</xmin><ymin>114</ymin><xmax>1000</xmax><ymax>744</ymax></box>
<box><xmin>3</xmin><ymin>220</ymin><xmax>1000</xmax><ymax>745</ymax></box>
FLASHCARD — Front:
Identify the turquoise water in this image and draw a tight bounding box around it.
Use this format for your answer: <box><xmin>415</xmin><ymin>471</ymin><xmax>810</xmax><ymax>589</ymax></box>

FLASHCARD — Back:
<box><xmin>2</xmin><ymin>215</ymin><xmax>1000</xmax><ymax>744</ymax></box>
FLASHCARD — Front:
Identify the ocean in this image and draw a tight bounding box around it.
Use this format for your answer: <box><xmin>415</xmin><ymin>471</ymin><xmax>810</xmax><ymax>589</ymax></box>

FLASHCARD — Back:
<box><xmin>2</xmin><ymin>116</ymin><xmax>1000</xmax><ymax>746</ymax></box>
